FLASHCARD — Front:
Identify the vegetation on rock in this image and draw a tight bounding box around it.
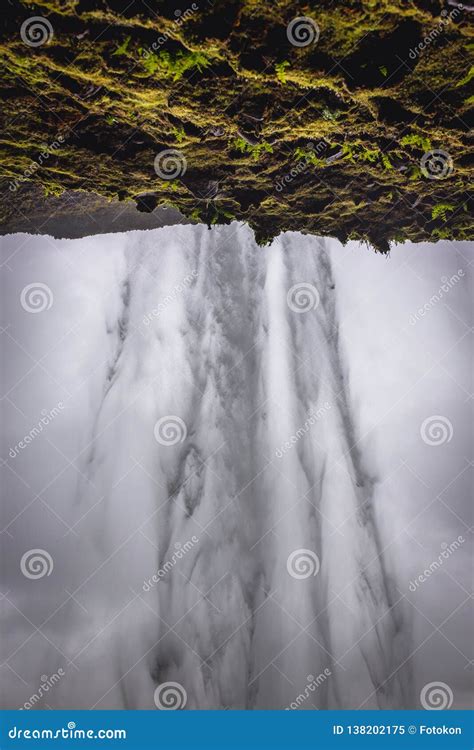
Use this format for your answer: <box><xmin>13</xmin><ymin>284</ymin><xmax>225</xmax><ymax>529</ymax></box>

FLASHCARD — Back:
<box><xmin>1</xmin><ymin>0</ymin><xmax>472</xmax><ymax>249</ymax></box>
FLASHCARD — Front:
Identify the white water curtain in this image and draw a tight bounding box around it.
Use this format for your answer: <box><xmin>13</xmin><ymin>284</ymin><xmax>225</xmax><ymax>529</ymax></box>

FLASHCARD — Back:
<box><xmin>1</xmin><ymin>225</ymin><xmax>472</xmax><ymax>709</ymax></box>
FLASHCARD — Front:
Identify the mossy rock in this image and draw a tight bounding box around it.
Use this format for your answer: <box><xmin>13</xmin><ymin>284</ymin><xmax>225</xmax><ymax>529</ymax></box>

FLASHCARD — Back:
<box><xmin>1</xmin><ymin>0</ymin><xmax>472</xmax><ymax>249</ymax></box>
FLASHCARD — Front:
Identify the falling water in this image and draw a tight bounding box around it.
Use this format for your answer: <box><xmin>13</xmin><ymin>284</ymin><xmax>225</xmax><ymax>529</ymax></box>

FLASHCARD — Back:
<box><xmin>2</xmin><ymin>224</ymin><xmax>471</xmax><ymax>710</ymax></box>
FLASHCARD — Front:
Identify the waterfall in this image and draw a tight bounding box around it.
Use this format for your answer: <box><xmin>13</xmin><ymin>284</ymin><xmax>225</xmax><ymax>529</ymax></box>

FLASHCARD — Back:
<box><xmin>1</xmin><ymin>224</ymin><xmax>471</xmax><ymax>710</ymax></box>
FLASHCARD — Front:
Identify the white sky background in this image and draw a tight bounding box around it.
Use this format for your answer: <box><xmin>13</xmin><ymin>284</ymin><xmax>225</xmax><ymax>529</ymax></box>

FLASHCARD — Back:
<box><xmin>0</xmin><ymin>225</ymin><xmax>472</xmax><ymax>710</ymax></box>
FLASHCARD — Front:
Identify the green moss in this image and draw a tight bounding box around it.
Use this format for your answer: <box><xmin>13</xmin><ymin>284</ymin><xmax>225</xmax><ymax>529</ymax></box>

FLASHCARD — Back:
<box><xmin>233</xmin><ymin>138</ymin><xmax>273</xmax><ymax>160</ymax></box>
<box><xmin>431</xmin><ymin>204</ymin><xmax>456</xmax><ymax>222</ymax></box>
<box><xmin>275</xmin><ymin>61</ymin><xmax>290</xmax><ymax>83</ymax></box>
<box><xmin>1</xmin><ymin>0</ymin><xmax>472</xmax><ymax>249</ymax></box>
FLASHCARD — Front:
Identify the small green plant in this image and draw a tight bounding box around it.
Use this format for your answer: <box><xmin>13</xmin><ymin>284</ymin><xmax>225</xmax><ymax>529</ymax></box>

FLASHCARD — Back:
<box><xmin>172</xmin><ymin>125</ymin><xmax>186</xmax><ymax>144</ymax></box>
<box><xmin>381</xmin><ymin>153</ymin><xmax>393</xmax><ymax>170</ymax></box>
<box><xmin>431</xmin><ymin>228</ymin><xmax>451</xmax><ymax>240</ymax></box>
<box><xmin>275</xmin><ymin>61</ymin><xmax>290</xmax><ymax>83</ymax></box>
<box><xmin>457</xmin><ymin>65</ymin><xmax>474</xmax><ymax>88</ymax></box>
<box><xmin>113</xmin><ymin>36</ymin><xmax>131</xmax><ymax>57</ymax></box>
<box><xmin>322</xmin><ymin>107</ymin><xmax>342</xmax><ymax>121</ymax></box>
<box><xmin>139</xmin><ymin>50</ymin><xmax>212</xmax><ymax>80</ymax></box>
<box><xmin>401</xmin><ymin>133</ymin><xmax>432</xmax><ymax>152</ymax></box>
<box><xmin>341</xmin><ymin>143</ymin><xmax>393</xmax><ymax>167</ymax></box>
<box><xmin>294</xmin><ymin>146</ymin><xmax>325</xmax><ymax>167</ymax></box>
<box><xmin>431</xmin><ymin>203</ymin><xmax>455</xmax><ymax>222</ymax></box>
<box><xmin>234</xmin><ymin>137</ymin><xmax>273</xmax><ymax>160</ymax></box>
